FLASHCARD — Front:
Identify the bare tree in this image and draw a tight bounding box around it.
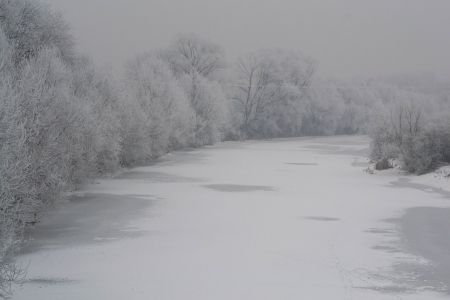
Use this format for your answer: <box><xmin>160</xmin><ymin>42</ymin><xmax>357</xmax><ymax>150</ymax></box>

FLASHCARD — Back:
<box><xmin>161</xmin><ymin>33</ymin><xmax>227</xmax><ymax>80</ymax></box>
<box><xmin>300</xmin><ymin>83</ymin><xmax>343</xmax><ymax>136</ymax></box>
<box><xmin>158</xmin><ymin>34</ymin><xmax>230</xmax><ymax>145</ymax></box>
<box><xmin>232</xmin><ymin>48</ymin><xmax>316</xmax><ymax>138</ymax></box>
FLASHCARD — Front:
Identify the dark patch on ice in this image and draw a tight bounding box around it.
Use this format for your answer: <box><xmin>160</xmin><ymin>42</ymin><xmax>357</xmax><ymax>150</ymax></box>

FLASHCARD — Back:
<box><xmin>389</xmin><ymin>178</ymin><xmax>450</xmax><ymax>200</ymax></box>
<box><xmin>336</xmin><ymin>147</ymin><xmax>370</xmax><ymax>156</ymax></box>
<box><xmin>365</xmin><ymin>228</ymin><xmax>394</xmax><ymax>234</ymax></box>
<box><xmin>304</xmin><ymin>216</ymin><xmax>340</xmax><ymax>221</ymax></box>
<box><xmin>358</xmin><ymin>285</ymin><xmax>412</xmax><ymax>294</ymax></box>
<box><xmin>402</xmin><ymin>207</ymin><xmax>450</xmax><ymax>257</ymax></box>
<box><xmin>257</xmin><ymin>135</ymin><xmax>370</xmax><ymax>156</ymax></box>
<box><xmin>20</xmin><ymin>193</ymin><xmax>155</xmax><ymax>255</ymax></box>
<box><xmin>117</xmin><ymin>171</ymin><xmax>201</xmax><ymax>183</ymax></box>
<box><xmin>203</xmin><ymin>184</ymin><xmax>274</xmax><ymax>193</ymax></box>
<box><xmin>367</xmin><ymin>206</ymin><xmax>450</xmax><ymax>296</ymax></box>
<box><xmin>322</xmin><ymin>139</ymin><xmax>369</xmax><ymax>146</ymax></box>
<box><xmin>365</xmin><ymin>261</ymin><xmax>448</xmax><ymax>295</ymax></box>
<box><xmin>125</xmin><ymin>194</ymin><xmax>158</xmax><ymax>198</ymax></box>
<box><xmin>399</xmin><ymin>206</ymin><xmax>450</xmax><ymax>294</ymax></box>
<box><xmin>304</xmin><ymin>145</ymin><xmax>341</xmax><ymax>152</ymax></box>
<box><xmin>123</xmin><ymin>149</ymin><xmax>208</xmax><ymax>169</ymax></box>
<box><xmin>285</xmin><ymin>163</ymin><xmax>318</xmax><ymax>166</ymax></box>
<box><xmin>380</xmin><ymin>217</ymin><xmax>402</xmax><ymax>223</ymax></box>
<box><xmin>265</xmin><ymin>136</ymin><xmax>317</xmax><ymax>143</ymax></box>
<box><xmin>24</xmin><ymin>277</ymin><xmax>79</xmax><ymax>285</ymax></box>
<box><xmin>302</xmin><ymin>144</ymin><xmax>370</xmax><ymax>156</ymax></box>
<box><xmin>371</xmin><ymin>245</ymin><xmax>400</xmax><ymax>253</ymax></box>
<box><xmin>241</xmin><ymin>148</ymin><xmax>312</xmax><ymax>152</ymax></box>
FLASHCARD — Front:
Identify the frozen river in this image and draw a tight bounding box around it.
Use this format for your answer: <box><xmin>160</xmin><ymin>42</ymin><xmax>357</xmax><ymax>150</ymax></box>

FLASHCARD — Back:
<box><xmin>14</xmin><ymin>136</ymin><xmax>450</xmax><ymax>299</ymax></box>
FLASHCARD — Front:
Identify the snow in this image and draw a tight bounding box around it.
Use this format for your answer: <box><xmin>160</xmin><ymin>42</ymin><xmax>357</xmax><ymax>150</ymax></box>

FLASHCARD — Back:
<box><xmin>414</xmin><ymin>165</ymin><xmax>450</xmax><ymax>191</ymax></box>
<box><xmin>13</xmin><ymin>135</ymin><xmax>450</xmax><ymax>299</ymax></box>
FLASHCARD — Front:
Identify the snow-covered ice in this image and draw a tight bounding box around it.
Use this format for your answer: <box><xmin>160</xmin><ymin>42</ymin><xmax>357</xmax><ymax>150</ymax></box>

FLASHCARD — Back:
<box><xmin>13</xmin><ymin>136</ymin><xmax>450</xmax><ymax>299</ymax></box>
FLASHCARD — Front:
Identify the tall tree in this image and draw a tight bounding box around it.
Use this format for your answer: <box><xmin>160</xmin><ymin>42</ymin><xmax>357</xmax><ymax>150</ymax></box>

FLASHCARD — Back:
<box><xmin>232</xmin><ymin>48</ymin><xmax>316</xmax><ymax>138</ymax></box>
<box><xmin>122</xmin><ymin>53</ymin><xmax>195</xmax><ymax>161</ymax></box>
<box><xmin>161</xmin><ymin>33</ymin><xmax>227</xmax><ymax>80</ymax></box>
<box><xmin>0</xmin><ymin>29</ymin><xmax>26</xmax><ymax>299</ymax></box>
<box><xmin>158</xmin><ymin>34</ymin><xmax>229</xmax><ymax>145</ymax></box>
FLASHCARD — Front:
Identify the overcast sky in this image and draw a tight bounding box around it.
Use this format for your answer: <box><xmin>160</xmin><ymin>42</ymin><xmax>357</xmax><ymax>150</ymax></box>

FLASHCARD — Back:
<box><xmin>42</xmin><ymin>0</ymin><xmax>450</xmax><ymax>80</ymax></box>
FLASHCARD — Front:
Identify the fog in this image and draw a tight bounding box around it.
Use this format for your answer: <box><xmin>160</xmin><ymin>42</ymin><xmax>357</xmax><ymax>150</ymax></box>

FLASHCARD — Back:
<box><xmin>2</xmin><ymin>1</ymin><xmax>450</xmax><ymax>298</ymax></box>
<box><xmin>42</xmin><ymin>0</ymin><xmax>450</xmax><ymax>80</ymax></box>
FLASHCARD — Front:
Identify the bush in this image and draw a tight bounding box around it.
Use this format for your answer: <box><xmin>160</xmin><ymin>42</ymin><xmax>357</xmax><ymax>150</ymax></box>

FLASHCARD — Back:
<box><xmin>370</xmin><ymin>95</ymin><xmax>450</xmax><ymax>175</ymax></box>
<box><xmin>403</xmin><ymin>119</ymin><xmax>450</xmax><ymax>174</ymax></box>
<box><xmin>375</xmin><ymin>158</ymin><xmax>392</xmax><ymax>170</ymax></box>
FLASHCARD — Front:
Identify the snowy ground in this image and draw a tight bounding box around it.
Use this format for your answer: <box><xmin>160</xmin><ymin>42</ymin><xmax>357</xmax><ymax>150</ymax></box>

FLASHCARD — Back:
<box><xmin>13</xmin><ymin>135</ymin><xmax>450</xmax><ymax>300</ymax></box>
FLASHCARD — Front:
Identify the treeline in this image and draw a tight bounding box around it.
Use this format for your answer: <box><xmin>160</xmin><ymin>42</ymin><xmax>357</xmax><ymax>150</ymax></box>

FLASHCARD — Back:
<box><xmin>1</xmin><ymin>0</ymin><xmax>450</xmax><ymax>297</ymax></box>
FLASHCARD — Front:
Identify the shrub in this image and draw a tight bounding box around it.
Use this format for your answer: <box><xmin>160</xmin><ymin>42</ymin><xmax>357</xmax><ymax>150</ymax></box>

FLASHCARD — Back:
<box><xmin>403</xmin><ymin>119</ymin><xmax>450</xmax><ymax>174</ymax></box>
<box><xmin>375</xmin><ymin>158</ymin><xmax>392</xmax><ymax>170</ymax></box>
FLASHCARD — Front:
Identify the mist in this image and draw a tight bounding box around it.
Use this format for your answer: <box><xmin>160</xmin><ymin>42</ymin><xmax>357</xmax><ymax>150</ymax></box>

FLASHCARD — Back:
<box><xmin>2</xmin><ymin>1</ymin><xmax>450</xmax><ymax>298</ymax></box>
<box><xmin>43</xmin><ymin>0</ymin><xmax>450</xmax><ymax>80</ymax></box>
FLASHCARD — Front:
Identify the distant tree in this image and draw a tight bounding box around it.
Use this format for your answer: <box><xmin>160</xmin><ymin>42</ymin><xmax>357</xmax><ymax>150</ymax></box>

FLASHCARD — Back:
<box><xmin>300</xmin><ymin>82</ymin><xmax>344</xmax><ymax>136</ymax></box>
<box><xmin>161</xmin><ymin>33</ymin><xmax>227</xmax><ymax>80</ymax></box>
<box><xmin>70</xmin><ymin>56</ymin><xmax>122</xmax><ymax>173</ymax></box>
<box><xmin>332</xmin><ymin>79</ymin><xmax>379</xmax><ymax>134</ymax></box>
<box><xmin>177</xmin><ymin>73</ymin><xmax>229</xmax><ymax>145</ymax></box>
<box><xmin>121</xmin><ymin>54</ymin><xmax>196</xmax><ymax>162</ymax></box>
<box><xmin>158</xmin><ymin>34</ymin><xmax>230</xmax><ymax>145</ymax></box>
<box><xmin>232</xmin><ymin>48</ymin><xmax>316</xmax><ymax>138</ymax></box>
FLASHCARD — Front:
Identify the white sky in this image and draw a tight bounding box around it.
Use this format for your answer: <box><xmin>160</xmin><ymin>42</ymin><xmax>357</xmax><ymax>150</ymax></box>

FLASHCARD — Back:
<box><xmin>43</xmin><ymin>0</ymin><xmax>450</xmax><ymax>80</ymax></box>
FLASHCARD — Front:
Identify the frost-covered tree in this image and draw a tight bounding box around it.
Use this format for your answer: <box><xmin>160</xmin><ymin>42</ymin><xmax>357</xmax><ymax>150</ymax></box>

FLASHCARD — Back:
<box><xmin>3</xmin><ymin>48</ymin><xmax>82</xmax><ymax>218</ymax></box>
<box><xmin>0</xmin><ymin>30</ymin><xmax>26</xmax><ymax>298</ymax></box>
<box><xmin>121</xmin><ymin>54</ymin><xmax>195</xmax><ymax>162</ymax></box>
<box><xmin>70</xmin><ymin>56</ymin><xmax>122</xmax><ymax>173</ymax></box>
<box><xmin>158</xmin><ymin>34</ymin><xmax>230</xmax><ymax>145</ymax></box>
<box><xmin>412</xmin><ymin>119</ymin><xmax>450</xmax><ymax>174</ymax></box>
<box><xmin>368</xmin><ymin>88</ymin><xmax>439</xmax><ymax>173</ymax></box>
<box><xmin>332</xmin><ymin>79</ymin><xmax>380</xmax><ymax>134</ymax></box>
<box><xmin>366</xmin><ymin>74</ymin><xmax>450</xmax><ymax>174</ymax></box>
<box><xmin>161</xmin><ymin>33</ymin><xmax>227</xmax><ymax>80</ymax></box>
<box><xmin>178</xmin><ymin>73</ymin><xmax>229</xmax><ymax>145</ymax></box>
<box><xmin>300</xmin><ymin>82</ymin><xmax>344</xmax><ymax>136</ymax></box>
<box><xmin>0</xmin><ymin>0</ymin><xmax>75</xmax><ymax>65</ymax></box>
<box><xmin>232</xmin><ymin>48</ymin><xmax>316</xmax><ymax>138</ymax></box>
<box><xmin>0</xmin><ymin>22</ymin><xmax>128</xmax><ymax>294</ymax></box>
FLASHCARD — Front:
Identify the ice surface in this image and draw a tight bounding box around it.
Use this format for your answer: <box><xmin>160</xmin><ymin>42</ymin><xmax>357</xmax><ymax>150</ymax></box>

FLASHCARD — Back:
<box><xmin>13</xmin><ymin>135</ymin><xmax>450</xmax><ymax>300</ymax></box>
<box><xmin>203</xmin><ymin>184</ymin><xmax>274</xmax><ymax>192</ymax></box>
